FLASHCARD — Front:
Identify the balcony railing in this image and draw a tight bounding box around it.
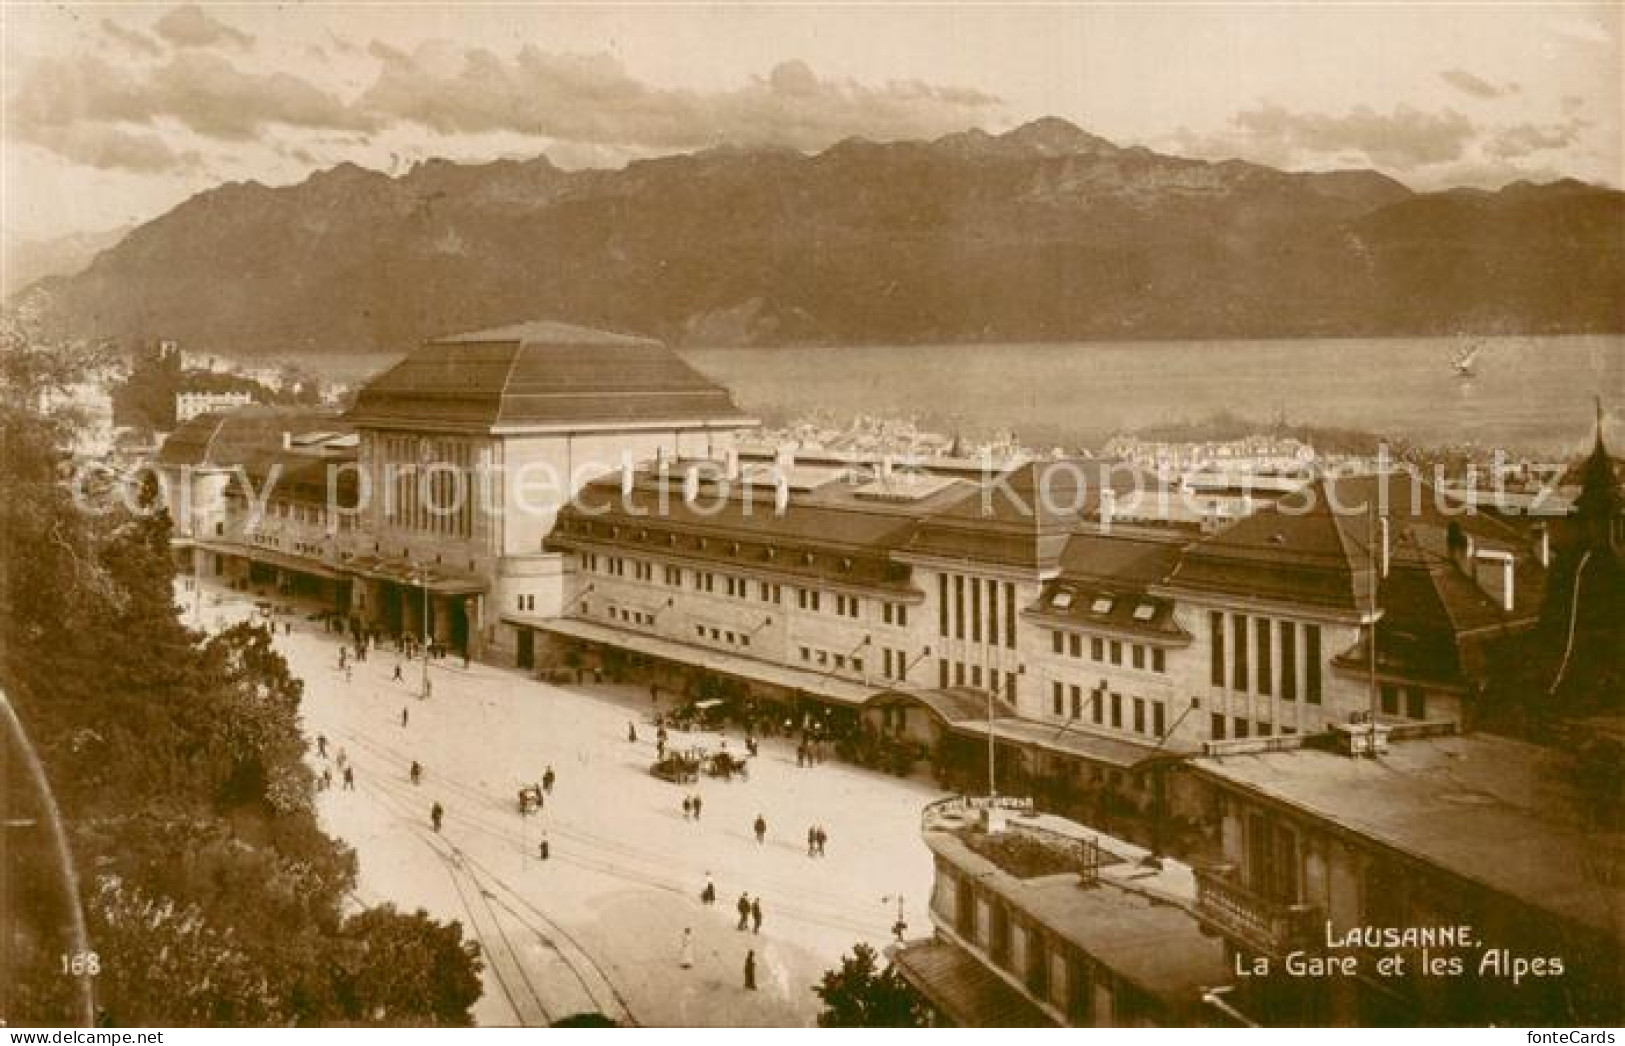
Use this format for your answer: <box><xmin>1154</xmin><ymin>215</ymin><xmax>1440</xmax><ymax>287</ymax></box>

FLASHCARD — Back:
<box><xmin>1194</xmin><ymin>865</ymin><xmax>1320</xmax><ymax>956</ymax></box>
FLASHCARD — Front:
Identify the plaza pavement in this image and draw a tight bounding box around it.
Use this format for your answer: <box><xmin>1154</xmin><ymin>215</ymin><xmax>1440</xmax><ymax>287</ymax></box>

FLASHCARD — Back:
<box><xmin>185</xmin><ymin>580</ymin><xmax>944</xmax><ymax>1027</ymax></box>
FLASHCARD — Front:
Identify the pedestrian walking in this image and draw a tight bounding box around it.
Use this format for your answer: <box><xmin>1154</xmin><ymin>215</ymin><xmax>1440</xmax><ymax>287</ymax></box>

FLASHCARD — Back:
<box><xmin>628</xmin><ymin>721</ymin><xmax>638</xmax><ymax>743</ymax></box>
<box><xmin>807</xmin><ymin>826</ymin><xmax>817</xmax><ymax>857</ymax></box>
<box><xmin>543</xmin><ymin>766</ymin><xmax>555</xmax><ymax>794</ymax></box>
<box><xmin>815</xmin><ymin>825</ymin><xmax>828</xmax><ymax>857</ymax></box>
<box><xmin>744</xmin><ymin>949</ymin><xmax>757</xmax><ymax>990</ymax></box>
<box><xmin>736</xmin><ymin>893</ymin><xmax>751</xmax><ymax>931</ymax></box>
<box><xmin>753</xmin><ymin>814</ymin><xmax>766</xmax><ymax>844</ymax></box>
<box><xmin>401</xmin><ymin>707</ymin><xmax>409</xmax><ymax>728</ymax></box>
<box><xmin>656</xmin><ymin>738</ymin><xmax>666</xmax><ymax>760</ymax></box>
<box><xmin>682</xmin><ymin>796</ymin><xmax>693</xmax><ymax>820</ymax></box>
<box><xmin>284</xmin><ymin>621</ymin><xmax>291</xmax><ymax>636</ymax></box>
<box><xmin>393</xmin><ymin>663</ymin><xmax>404</xmax><ymax>682</ymax></box>
<box><xmin>750</xmin><ymin>897</ymin><xmax>763</xmax><ymax>934</ymax></box>
<box><xmin>343</xmin><ymin>765</ymin><xmax>355</xmax><ymax>791</ymax></box>
<box><xmin>679</xmin><ymin>928</ymin><xmax>695</xmax><ymax>969</ymax></box>
<box><xmin>430</xmin><ymin>801</ymin><xmax>443</xmax><ymax>832</ymax></box>
<box><xmin>410</xmin><ymin>760</ymin><xmax>422</xmax><ymax>785</ymax></box>
<box><xmin>796</xmin><ymin>743</ymin><xmax>806</xmax><ymax>768</ymax></box>
<box><xmin>320</xmin><ymin>767</ymin><xmax>332</xmax><ymax>791</ymax></box>
<box><xmin>701</xmin><ymin>876</ymin><xmax>716</xmax><ymax>905</ymax></box>
<box><xmin>538</xmin><ymin>833</ymin><xmax>550</xmax><ymax>861</ymax></box>
<box><xmin>316</xmin><ymin>734</ymin><xmax>327</xmax><ymax>758</ymax></box>
<box><xmin>692</xmin><ymin>795</ymin><xmax>703</xmax><ymax>821</ymax></box>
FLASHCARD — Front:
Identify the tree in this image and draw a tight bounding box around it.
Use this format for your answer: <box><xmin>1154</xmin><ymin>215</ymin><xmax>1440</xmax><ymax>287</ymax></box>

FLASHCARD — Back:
<box><xmin>813</xmin><ymin>942</ymin><xmax>929</xmax><ymax>1028</ymax></box>
<box><xmin>0</xmin><ymin>321</ymin><xmax>482</xmax><ymax>1026</ymax></box>
<box><xmin>333</xmin><ymin>906</ymin><xmax>484</xmax><ymax>1026</ymax></box>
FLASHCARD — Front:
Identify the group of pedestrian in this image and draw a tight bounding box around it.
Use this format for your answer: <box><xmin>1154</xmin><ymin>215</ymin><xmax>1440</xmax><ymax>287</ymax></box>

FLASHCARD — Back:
<box><xmin>681</xmin><ymin>794</ymin><xmax>705</xmax><ymax>820</ymax></box>
<box><xmin>735</xmin><ymin>892</ymin><xmax>765</xmax><ymax>933</ymax></box>
<box><xmin>794</xmin><ymin>740</ymin><xmax>827</xmax><ymax>767</ymax></box>
<box><xmin>805</xmin><ymin>824</ymin><xmax>829</xmax><ymax>857</ymax></box>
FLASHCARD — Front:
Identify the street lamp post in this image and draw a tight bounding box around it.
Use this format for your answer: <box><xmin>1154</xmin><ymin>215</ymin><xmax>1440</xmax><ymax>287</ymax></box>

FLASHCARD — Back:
<box><xmin>413</xmin><ymin>567</ymin><xmax>432</xmax><ymax>700</ymax></box>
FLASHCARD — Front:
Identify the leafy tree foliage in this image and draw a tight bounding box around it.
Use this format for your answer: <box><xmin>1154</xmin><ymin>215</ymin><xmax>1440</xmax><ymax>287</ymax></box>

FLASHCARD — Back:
<box><xmin>812</xmin><ymin>942</ymin><xmax>929</xmax><ymax>1028</ymax></box>
<box><xmin>0</xmin><ymin>321</ymin><xmax>481</xmax><ymax>1025</ymax></box>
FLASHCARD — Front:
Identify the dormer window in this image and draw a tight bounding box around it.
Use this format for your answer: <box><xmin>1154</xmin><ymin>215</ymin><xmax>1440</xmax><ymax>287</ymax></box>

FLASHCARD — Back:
<box><xmin>1051</xmin><ymin>590</ymin><xmax>1074</xmax><ymax>609</ymax></box>
<box><xmin>802</xmin><ymin>552</ymin><xmax>815</xmax><ymax>566</ymax></box>
<box><xmin>1091</xmin><ymin>597</ymin><xmax>1114</xmax><ymax>615</ymax></box>
<box><xmin>840</xmin><ymin>557</ymin><xmax>853</xmax><ymax>572</ymax></box>
<box><xmin>1132</xmin><ymin>603</ymin><xmax>1156</xmax><ymax>622</ymax></box>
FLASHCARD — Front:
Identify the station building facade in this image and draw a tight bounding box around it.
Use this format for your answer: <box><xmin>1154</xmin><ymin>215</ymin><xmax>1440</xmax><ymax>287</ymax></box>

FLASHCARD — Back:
<box><xmin>160</xmin><ymin>319</ymin><xmax>1550</xmax><ymax>813</ymax></box>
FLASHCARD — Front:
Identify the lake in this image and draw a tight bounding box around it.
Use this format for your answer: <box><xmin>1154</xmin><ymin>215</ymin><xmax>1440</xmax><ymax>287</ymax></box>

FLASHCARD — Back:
<box><xmin>677</xmin><ymin>336</ymin><xmax>1625</xmax><ymax>456</ymax></box>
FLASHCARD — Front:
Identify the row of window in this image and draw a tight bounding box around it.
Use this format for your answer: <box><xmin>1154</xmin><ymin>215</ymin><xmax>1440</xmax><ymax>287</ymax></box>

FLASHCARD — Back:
<box><xmin>587</xmin><ymin>551</ymin><xmax>911</xmax><ymax>625</ymax></box>
<box><xmin>698</xmin><ymin>623</ymin><xmax>753</xmax><ymax>648</ymax></box>
<box><xmin>938</xmin><ymin>658</ymin><xmax>1018</xmax><ymax>702</ymax></box>
<box><xmin>938</xmin><ymin>573</ymin><xmax>1018</xmax><ymax>649</ymax></box>
<box><xmin>798</xmin><ymin>645</ymin><xmax>860</xmax><ymax>673</ymax></box>
<box><xmin>1049</xmin><ymin>630</ymin><xmax>1167</xmax><ymax>674</ymax></box>
<box><xmin>1380</xmin><ymin>683</ymin><xmax>1428</xmax><ymax>719</ymax></box>
<box><xmin>1210</xmin><ymin>714</ymin><xmax>1298</xmax><ymax>741</ymax></box>
<box><xmin>1051</xmin><ymin>682</ymin><xmax>1167</xmax><ymax>738</ymax></box>
<box><xmin>1210</xmin><ymin>612</ymin><xmax>1322</xmax><ymax>703</ymax></box>
<box><xmin>376</xmin><ymin>435</ymin><xmax>477</xmax><ymax>541</ymax></box>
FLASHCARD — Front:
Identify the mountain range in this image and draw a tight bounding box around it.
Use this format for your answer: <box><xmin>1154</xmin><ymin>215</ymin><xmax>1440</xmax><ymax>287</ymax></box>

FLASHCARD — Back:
<box><xmin>13</xmin><ymin>118</ymin><xmax>1624</xmax><ymax>355</ymax></box>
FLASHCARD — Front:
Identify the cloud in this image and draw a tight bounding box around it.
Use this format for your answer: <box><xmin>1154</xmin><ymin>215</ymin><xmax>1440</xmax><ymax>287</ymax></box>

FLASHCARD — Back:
<box><xmin>153</xmin><ymin>5</ymin><xmax>253</xmax><ymax>50</ymax></box>
<box><xmin>21</xmin><ymin>124</ymin><xmax>201</xmax><ymax>174</ymax></box>
<box><xmin>355</xmin><ymin>45</ymin><xmax>1001</xmax><ymax>152</ymax></box>
<box><xmin>1223</xmin><ymin>103</ymin><xmax>1478</xmax><ymax>168</ymax></box>
<box><xmin>1486</xmin><ymin>119</ymin><xmax>1588</xmax><ymax>160</ymax></box>
<box><xmin>1439</xmin><ymin>69</ymin><xmax>1518</xmax><ymax>100</ymax></box>
<box><xmin>100</xmin><ymin>19</ymin><xmax>163</xmax><ymax>58</ymax></box>
<box><xmin>7</xmin><ymin>52</ymin><xmax>373</xmax><ymax>152</ymax></box>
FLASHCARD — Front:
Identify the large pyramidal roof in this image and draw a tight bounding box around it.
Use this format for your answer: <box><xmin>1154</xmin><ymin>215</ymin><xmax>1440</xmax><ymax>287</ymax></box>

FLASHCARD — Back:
<box><xmin>346</xmin><ymin>321</ymin><xmax>751</xmax><ymax>433</ymax></box>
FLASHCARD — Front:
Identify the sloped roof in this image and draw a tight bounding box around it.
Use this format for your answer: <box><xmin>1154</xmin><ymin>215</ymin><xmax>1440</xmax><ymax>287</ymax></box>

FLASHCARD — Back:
<box><xmin>1160</xmin><ymin>472</ymin><xmax>1537</xmax><ymax>621</ymax></box>
<box><xmin>345</xmin><ymin>321</ymin><xmax>751</xmax><ymax>432</ymax></box>
<box><xmin>906</xmin><ymin>460</ymin><xmax>1160</xmax><ymax>571</ymax></box>
<box><xmin>157</xmin><ymin>406</ymin><xmax>348</xmax><ymax>468</ymax></box>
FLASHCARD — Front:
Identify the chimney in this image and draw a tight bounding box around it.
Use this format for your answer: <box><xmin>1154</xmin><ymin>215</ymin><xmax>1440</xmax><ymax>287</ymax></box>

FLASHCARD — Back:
<box><xmin>773</xmin><ymin>473</ymin><xmax>790</xmax><ymax>515</ymax></box>
<box><xmin>879</xmin><ymin>455</ymin><xmax>894</xmax><ymax>480</ymax></box>
<box><xmin>281</xmin><ymin>431</ymin><xmax>292</xmax><ymax>451</ymax></box>
<box><xmin>1533</xmin><ymin>522</ymin><xmax>1551</xmax><ymax>568</ymax></box>
<box><xmin>620</xmin><ymin>451</ymin><xmax>635</xmax><ymax>499</ymax></box>
<box><xmin>682</xmin><ymin>464</ymin><xmax>700</xmax><ymax>507</ymax></box>
<box><xmin>1475</xmin><ymin>548</ymin><xmax>1516</xmax><ymax>613</ymax></box>
<box><xmin>1378</xmin><ymin>516</ymin><xmax>1391</xmax><ymax>578</ymax></box>
<box><xmin>723</xmin><ymin>446</ymin><xmax>740</xmax><ymax>481</ymax></box>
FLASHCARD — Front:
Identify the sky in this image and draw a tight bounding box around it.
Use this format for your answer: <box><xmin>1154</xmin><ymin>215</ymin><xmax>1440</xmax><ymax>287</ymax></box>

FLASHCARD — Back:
<box><xmin>2</xmin><ymin>2</ymin><xmax>1621</xmax><ymax>246</ymax></box>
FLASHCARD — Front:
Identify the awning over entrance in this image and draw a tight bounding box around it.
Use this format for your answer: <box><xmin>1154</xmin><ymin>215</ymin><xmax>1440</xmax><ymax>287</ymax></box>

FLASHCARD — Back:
<box><xmin>864</xmin><ymin>687</ymin><xmax>1017</xmax><ymax>727</ymax></box>
<box><xmin>892</xmin><ymin>939</ymin><xmax>1059</xmax><ymax>1028</ymax></box>
<box><xmin>345</xmin><ymin>555</ymin><xmax>485</xmax><ymax>595</ymax></box>
<box><xmin>525</xmin><ymin>616</ymin><xmax>883</xmax><ymax>706</ymax></box>
<box><xmin>195</xmin><ymin>539</ymin><xmax>346</xmax><ymax>580</ymax></box>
